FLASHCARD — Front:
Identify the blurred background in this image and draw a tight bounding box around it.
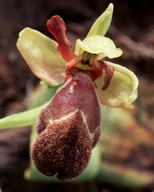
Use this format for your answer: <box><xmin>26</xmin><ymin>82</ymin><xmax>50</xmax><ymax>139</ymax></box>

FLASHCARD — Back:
<box><xmin>0</xmin><ymin>0</ymin><xmax>154</xmax><ymax>192</ymax></box>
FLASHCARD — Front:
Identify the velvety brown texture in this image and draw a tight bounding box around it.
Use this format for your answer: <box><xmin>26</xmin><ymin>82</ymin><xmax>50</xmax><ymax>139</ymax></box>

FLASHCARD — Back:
<box><xmin>32</xmin><ymin>110</ymin><xmax>92</xmax><ymax>180</ymax></box>
<box><xmin>33</xmin><ymin>72</ymin><xmax>101</xmax><ymax>180</ymax></box>
<box><xmin>37</xmin><ymin>72</ymin><xmax>101</xmax><ymax>147</ymax></box>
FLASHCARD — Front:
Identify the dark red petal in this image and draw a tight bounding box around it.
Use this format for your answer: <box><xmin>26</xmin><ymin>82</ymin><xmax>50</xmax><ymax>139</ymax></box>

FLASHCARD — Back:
<box><xmin>47</xmin><ymin>16</ymin><xmax>76</xmax><ymax>62</ymax></box>
<box><xmin>98</xmin><ymin>60</ymin><xmax>115</xmax><ymax>90</ymax></box>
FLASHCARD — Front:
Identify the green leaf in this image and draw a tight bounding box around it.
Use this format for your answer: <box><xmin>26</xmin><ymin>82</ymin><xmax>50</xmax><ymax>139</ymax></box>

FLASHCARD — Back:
<box><xmin>86</xmin><ymin>3</ymin><xmax>113</xmax><ymax>37</ymax></box>
<box><xmin>0</xmin><ymin>105</ymin><xmax>45</xmax><ymax>129</ymax></box>
<box><xmin>95</xmin><ymin>61</ymin><xmax>138</xmax><ymax>109</ymax></box>
<box><xmin>17</xmin><ymin>28</ymin><xmax>66</xmax><ymax>85</ymax></box>
<box><xmin>75</xmin><ymin>35</ymin><xmax>122</xmax><ymax>58</ymax></box>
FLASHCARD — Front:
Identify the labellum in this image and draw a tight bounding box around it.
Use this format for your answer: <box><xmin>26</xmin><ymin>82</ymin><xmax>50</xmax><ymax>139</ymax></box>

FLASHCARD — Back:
<box><xmin>32</xmin><ymin>72</ymin><xmax>101</xmax><ymax>180</ymax></box>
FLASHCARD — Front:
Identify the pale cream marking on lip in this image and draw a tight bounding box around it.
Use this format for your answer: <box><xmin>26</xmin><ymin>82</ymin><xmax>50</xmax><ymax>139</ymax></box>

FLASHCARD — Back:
<box><xmin>49</xmin><ymin>109</ymin><xmax>79</xmax><ymax>124</ymax></box>
<box><xmin>48</xmin><ymin>109</ymin><xmax>94</xmax><ymax>140</ymax></box>
<box><xmin>69</xmin><ymin>84</ymin><xmax>74</xmax><ymax>94</ymax></box>
<box><xmin>80</xmin><ymin>111</ymin><xmax>101</xmax><ymax>140</ymax></box>
<box><xmin>80</xmin><ymin>110</ymin><xmax>94</xmax><ymax>140</ymax></box>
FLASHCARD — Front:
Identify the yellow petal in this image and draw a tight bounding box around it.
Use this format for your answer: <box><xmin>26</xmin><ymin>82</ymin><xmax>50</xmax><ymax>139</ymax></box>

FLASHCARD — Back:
<box><xmin>75</xmin><ymin>36</ymin><xmax>122</xmax><ymax>58</ymax></box>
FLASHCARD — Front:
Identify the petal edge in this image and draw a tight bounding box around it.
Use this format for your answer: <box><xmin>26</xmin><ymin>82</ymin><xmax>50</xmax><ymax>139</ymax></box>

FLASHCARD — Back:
<box><xmin>86</xmin><ymin>3</ymin><xmax>113</xmax><ymax>37</ymax></box>
<box><xmin>17</xmin><ymin>27</ymin><xmax>66</xmax><ymax>85</ymax></box>
<box><xmin>95</xmin><ymin>61</ymin><xmax>138</xmax><ymax>109</ymax></box>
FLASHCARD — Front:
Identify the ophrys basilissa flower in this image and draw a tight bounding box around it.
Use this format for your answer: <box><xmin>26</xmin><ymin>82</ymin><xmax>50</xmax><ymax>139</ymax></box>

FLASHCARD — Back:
<box><xmin>16</xmin><ymin>3</ymin><xmax>138</xmax><ymax>180</ymax></box>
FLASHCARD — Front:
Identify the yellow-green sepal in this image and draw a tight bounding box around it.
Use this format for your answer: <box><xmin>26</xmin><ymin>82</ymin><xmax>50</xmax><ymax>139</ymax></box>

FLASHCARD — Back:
<box><xmin>96</xmin><ymin>61</ymin><xmax>139</xmax><ymax>109</ymax></box>
<box><xmin>75</xmin><ymin>3</ymin><xmax>114</xmax><ymax>56</ymax></box>
<box><xmin>87</xmin><ymin>3</ymin><xmax>113</xmax><ymax>37</ymax></box>
<box><xmin>17</xmin><ymin>28</ymin><xmax>66</xmax><ymax>85</ymax></box>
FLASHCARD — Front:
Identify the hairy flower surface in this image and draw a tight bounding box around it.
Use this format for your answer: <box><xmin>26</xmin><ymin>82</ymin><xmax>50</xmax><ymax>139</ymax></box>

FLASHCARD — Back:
<box><xmin>32</xmin><ymin>73</ymin><xmax>101</xmax><ymax>180</ymax></box>
<box><xmin>16</xmin><ymin>3</ymin><xmax>139</xmax><ymax>180</ymax></box>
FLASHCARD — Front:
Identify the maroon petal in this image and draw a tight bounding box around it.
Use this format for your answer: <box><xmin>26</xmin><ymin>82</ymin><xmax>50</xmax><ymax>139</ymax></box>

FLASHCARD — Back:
<box><xmin>98</xmin><ymin>60</ymin><xmax>115</xmax><ymax>90</ymax></box>
<box><xmin>47</xmin><ymin>16</ymin><xmax>76</xmax><ymax>62</ymax></box>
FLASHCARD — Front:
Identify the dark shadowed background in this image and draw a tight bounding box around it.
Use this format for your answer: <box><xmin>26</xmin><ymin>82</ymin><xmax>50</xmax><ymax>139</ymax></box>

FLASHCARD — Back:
<box><xmin>0</xmin><ymin>0</ymin><xmax>154</xmax><ymax>192</ymax></box>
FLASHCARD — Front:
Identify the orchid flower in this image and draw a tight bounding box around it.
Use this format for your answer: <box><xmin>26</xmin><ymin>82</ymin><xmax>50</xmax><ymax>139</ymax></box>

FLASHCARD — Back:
<box><xmin>0</xmin><ymin>4</ymin><xmax>138</xmax><ymax>180</ymax></box>
<box><xmin>17</xmin><ymin>3</ymin><xmax>138</xmax><ymax>109</ymax></box>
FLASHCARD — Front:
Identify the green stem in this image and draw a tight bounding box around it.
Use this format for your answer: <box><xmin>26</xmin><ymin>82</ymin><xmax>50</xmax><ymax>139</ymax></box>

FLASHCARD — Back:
<box><xmin>0</xmin><ymin>105</ymin><xmax>45</xmax><ymax>129</ymax></box>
